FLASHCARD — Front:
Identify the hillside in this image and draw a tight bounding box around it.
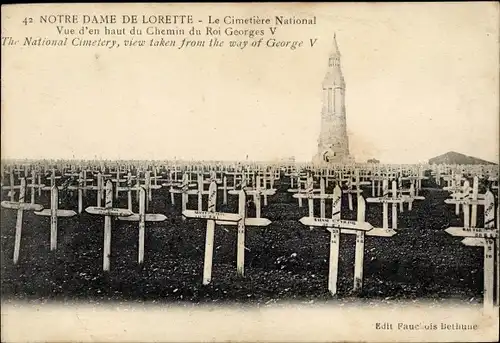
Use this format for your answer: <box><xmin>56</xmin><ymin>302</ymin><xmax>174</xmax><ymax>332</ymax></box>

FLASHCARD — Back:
<box><xmin>428</xmin><ymin>151</ymin><xmax>497</xmax><ymax>165</ymax></box>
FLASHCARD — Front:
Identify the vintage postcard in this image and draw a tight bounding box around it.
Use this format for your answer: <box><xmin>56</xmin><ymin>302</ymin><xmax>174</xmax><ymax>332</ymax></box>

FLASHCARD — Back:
<box><xmin>1</xmin><ymin>2</ymin><xmax>499</xmax><ymax>342</ymax></box>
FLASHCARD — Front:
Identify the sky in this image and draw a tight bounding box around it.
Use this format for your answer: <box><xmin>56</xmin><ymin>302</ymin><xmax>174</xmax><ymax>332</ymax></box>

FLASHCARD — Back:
<box><xmin>1</xmin><ymin>3</ymin><xmax>498</xmax><ymax>164</ymax></box>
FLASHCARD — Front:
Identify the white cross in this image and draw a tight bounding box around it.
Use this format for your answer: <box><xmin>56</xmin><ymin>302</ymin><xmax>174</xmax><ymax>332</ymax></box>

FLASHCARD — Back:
<box><xmin>1</xmin><ymin>178</ymin><xmax>44</xmax><ymax>264</ymax></box>
<box><xmin>117</xmin><ymin>187</ymin><xmax>167</xmax><ymax>264</ymax></box>
<box><xmin>85</xmin><ymin>180</ymin><xmax>133</xmax><ymax>271</ymax></box>
<box><xmin>34</xmin><ymin>185</ymin><xmax>77</xmax><ymax>251</ymax></box>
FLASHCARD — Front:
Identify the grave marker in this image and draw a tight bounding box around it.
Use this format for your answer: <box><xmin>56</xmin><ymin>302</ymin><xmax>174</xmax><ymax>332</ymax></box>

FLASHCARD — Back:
<box><xmin>343</xmin><ymin>169</ymin><xmax>368</xmax><ymax>211</ymax></box>
<box><xmin>170</xmin><ymin>173</ymin><xmax>198</xmax><ymax>219</ymax></box>
<box><xmin>118</xmin><ymin>187</ymin><xmax>167</xmax><ymax>264</ymax></box>
<box><xmin>85</xmin><ymin>180</ymin><xmax>133</xmax><ymax>271</ymax></box>
<box><xmin>183</xmin><ymin>181</ymin><xmax>242</xmax><ymax>284</ymax></box>
<box><xmin>214</xmin><ymin>188</ymin><xmax>272</xmax><ymax>276</ymax></box>
<box><xmin>366</xmin><ymin>180</ymin><xmax>404</xmax><ymax>229</ymax></box>
<box><xmin>299</xmin><ymin>187</ymin><xmax>396</xmax><ymax>295</ymax></box>
<box><xmin>1</xmin><ymin>178</ymin><xmax>44</xmax><ymax>264</ymax></box>
<box><xmin>229</xmin><ymin>175</ymin><xmax>276</xmax><ymax>218</ymax></box>
<box><xmin>27</xmin><ymin>170</ymin><xmax>45</xmax><ymax>204</ymax></box>
<box><xmin>445</xmin><ymin>190</ymin><xmax>498</xmax><ymax>314</ymax></box>
<box><xmin>402</xmin><ymin>183</ymin><xmax>425</xmax><ymax>211</ymax></box>
<box><xmin>34</xmin><ymin>185</ymin><xmax>77</xmax><ymax>250</ymax></box>
<box><xmin>2</xmin><ymin>172</ymin><xmax>21</xmax><ymax>201</ymax></box>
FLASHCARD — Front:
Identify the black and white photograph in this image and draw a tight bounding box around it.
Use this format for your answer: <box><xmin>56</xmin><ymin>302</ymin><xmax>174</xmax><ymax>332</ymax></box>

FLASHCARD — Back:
<box><xmin>1</xmin><ymin>3</ymin><xmax>499</xmax><ymax>342</ymax></box>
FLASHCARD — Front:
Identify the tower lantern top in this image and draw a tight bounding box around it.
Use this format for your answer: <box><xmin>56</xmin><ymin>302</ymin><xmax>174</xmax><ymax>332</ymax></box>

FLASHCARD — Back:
<box><xmin>324</xmin><ymin>33</ymin><xmax>344</xmax><ymax>88</ymax></box>
<box><xmin>328</xmin><ymin>33</ymin><xmax>341</xmax><ymax>67</ymax></box>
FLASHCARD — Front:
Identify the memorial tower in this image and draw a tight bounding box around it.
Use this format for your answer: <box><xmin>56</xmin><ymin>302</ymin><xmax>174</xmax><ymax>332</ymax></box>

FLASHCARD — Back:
<box><xmin>314</xmin><ymin>34</ymin><xmax>353</xmax><ymax>164</ymax></box>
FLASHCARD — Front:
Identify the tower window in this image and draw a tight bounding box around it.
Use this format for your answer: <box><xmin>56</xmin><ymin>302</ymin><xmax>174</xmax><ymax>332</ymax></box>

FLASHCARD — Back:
<box><xmin>327</xmin><ymin>88</ymin><xmax>333</xmax><ymax>112</ymax></box>
<box><xmin>333</xmin><ymin>88</ymin><xmax>336</xmax><ymax>112</ymax></box>
<box><xmin>329</xmin><ymin>57</ymin><xmax>334</xmax><ymax>67</ymax></box>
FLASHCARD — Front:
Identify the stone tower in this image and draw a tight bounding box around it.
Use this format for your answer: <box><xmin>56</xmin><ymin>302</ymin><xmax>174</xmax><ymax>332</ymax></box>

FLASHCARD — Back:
<box><xmin>313</xmin><ymin>34</ymin><xmax>353</xmax><ymax>164</ymax></box>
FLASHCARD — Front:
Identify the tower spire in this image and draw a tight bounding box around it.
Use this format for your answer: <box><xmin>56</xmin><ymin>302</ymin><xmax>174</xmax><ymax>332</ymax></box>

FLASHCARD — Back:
<box><xmin>332</xmin><ymin>32</ymin><xmax>340</xmax><ymax>55</ymax></box>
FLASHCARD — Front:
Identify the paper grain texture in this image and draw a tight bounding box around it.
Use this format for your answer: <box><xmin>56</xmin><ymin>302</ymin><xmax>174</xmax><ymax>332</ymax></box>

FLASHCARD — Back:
<box><xmin>1</xmin><ymin>2</ymin><xmax>499</xmax><ymax>342</ymax></box>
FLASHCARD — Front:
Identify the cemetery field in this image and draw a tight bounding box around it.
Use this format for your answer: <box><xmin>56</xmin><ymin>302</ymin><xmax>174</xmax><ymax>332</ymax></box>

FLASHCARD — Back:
<box><xmin>0</xmin><ymin>176</ymin><xmax>486</xmax><ymax>305</ymax></box>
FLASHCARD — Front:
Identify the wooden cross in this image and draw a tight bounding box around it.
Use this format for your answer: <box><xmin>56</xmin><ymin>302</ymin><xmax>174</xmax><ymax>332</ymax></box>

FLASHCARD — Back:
<box><xmin>402</xmin><ymin>183</ymin><xmax>425</xmax><ymax>211</ymax></box>
<box><xmin>230</xmin><ymin>175</ymin><xmax>276</xmax><ymax>218</ymax></box>
<box><xmin>249</xmin><ymin>174</ymin><xmax>276</xmax><ymax>217</ymax></box>
<box><xmin>443</xmin><ymin>172</ymin><xmax>465</xmax><ymax>190</ymax></box>
<box><xmin>1</xmin><ymin>178</ymin><xmax>44</xmax><ymax>264</ymax></box>
<box><xmin>370</xmin><ymin>174</ymin><xmax>386</xmax><ymax>197</ymax></box>
<box><xmin>117</xmin><ymin>172</ymin><xmax>140</xmax><ymax>211</ymax></box>
<box><xmin>12</xmin><ymin>164</ymin><xmax>28</xmax><ymax>178</ymax></box>
<box><xmin>195</xmin><ymin>171</ymin><xmax>224</xmax><ymax>210</ymax></box>
<box><xmin>2</xmin><ymin>171</ymin><xmax>21</xmax><ymax>201</ymax></box>
<box><xmin>117</xmin><ymin>187</ymin><xmax>167</xmax><ymax>264</ymax></box>
<box><xmin>96</xmin><ymin>162</ymin><xmax>112</xmax><ymax>179</ymax></box>
<box><xmin>410</xmin><ymin>165</ymin><xmax>428</xmax><ymax>195</ymax></box>
<box><xmin>343</xmin><ymin>169</ymin><xmax>369</xmax><ymax>211</ymax></box>
<box><xmin>135</xmin><ymin>171</ymin><xmax>162</xmax><ymax>209</ymax></box>
<box><xmin>62</xmin><ymin>171</ymin><xmax>94</xmax><ymax>213</ymax></box>
<box><xmin>43</xmin><ymin>168</ymin><xmax>62</xmax><ymax>192</ymax></box>
<box><xmin>431</xmin><ymin>165</ymin><xmax>442</xmax><ymax>186</ymax></box>
<box><xmin>161</xmin><ymin>179</ymin><xmax>180</xmax><ymax>206</ymax></box>
<box><xmin>183</xmin><ymin>181</ymin><xmax>243</xmax><ymax>284</ymax></box>
<box><xmin>299</xmin><ymin>191</ymin><xmax>396</xmax><ymax>295</ymax></box>
<box><xmin>445</xmin><ymin>189</ymin><xmax>498</xmax><ymax>314</ymax></box>
<box><xmin>64</xmin><ymin>166</ymin><xmax>79</xmax><ymax>178</ymax></box>
<box><xmin>366</xmin><ymin>180</ymin><xmax>405</xmax><ymax>229</ymax></box>
<box><xmin>444</xmin><ymin>177</ymin><xmax>486</xmax><ymax>228</ymax></box>
<box><xmin>396</xmin><ymin>177</ymin><xmax>408</xmax><ymax>211</ymax></box>
<box><xmin>225</xmin><ymin>170</ymin><xmax>243</xmax><ymax>192</ymax></box>
<box><xmin>293</xmin><ymin>178</ymin><xmax>338</xmax><ymax>223</ymax></box>
<box><xmin>202</xmin><ymin>170</ymin><xmax>222</xmax><ymax>184</ymax></box>
<box><xmin>81</xmin><ymin>169</ymin><xmax>92</xmax><ymax>196</ymax></box>
<box><xmin>196</xmin><ymin>173</ymin><xmax>209</xmax><ymax>211</ymax></box>
<box><xmin>287</xmin><ymin>172</ymin><xmax>308</xmax><ymax>205</ymax></box>
<box><xmin>26</xmin><ymin>169</ymin><xmax>45</xmax><ymax>204</ymax></box>
<box><xmin>170</xmin><ymin>166</ymin><xmax>183</xmax><ymax>184</ymax></box>
<box><xmin>444</xmin><ymin>173</ymin><xmax>469</xmax><ymax>215</ymax></box>
<box><xmin>87</xmin><ymin>172</ymin><xmax>106</xmax><ymax>207</ymax></box>
<box><xmin>34</xmin><ymin>185</ymin><xmax>77</xmax><ymax>251</ymax></box>
<box><xmin>340</xmin><ymin>196</ymin><xmax>397</xmax><ymax>292</ymax></box>
<box><xmin>151</xmin><ymin>166</ymin><xmax>161</xmax><ymax>188</ymax></box>
<box><xmin>323</xmin><ymin>168</ymin><xmax>339</xmax><ymax>188</ymax></box>
<box><xmin>210</xmin><ymin>188</ymin><xmax>271</xmax><ymax>277</ymax></box>
<box><xmin>111</xmin><ymin>167</ymin><xmax>127</xmax><ymax>198</ymax></box>
<box><xmin>284</xmin><ymin>169</ymin><xmax>302</xmax><ymax>189</ymax></box>
<box><xmin>257</xmin><ymin>170</ymin><xmax>275</xmax><ymax>206</ymax></box>
<box><xmin>288</xmin><ymin>173</ymin><xmax>315</xmax><ymax>208</ymax></box>
<box><xmin>85</xmin><ymin>180</ymin><xmax>133</xmax><ymax>271</ymax></box>
<box><xmin>170</xmin><ymin>173</ymin><xmax>198</xmax><ymax>219</ymax></box>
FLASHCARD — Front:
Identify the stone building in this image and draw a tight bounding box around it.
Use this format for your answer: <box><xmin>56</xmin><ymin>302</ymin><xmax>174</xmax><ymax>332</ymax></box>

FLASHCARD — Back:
<box><xmin>313</xmin><ymin>34</ymin><xmax>353</xmax><ymax>164</ymax></box>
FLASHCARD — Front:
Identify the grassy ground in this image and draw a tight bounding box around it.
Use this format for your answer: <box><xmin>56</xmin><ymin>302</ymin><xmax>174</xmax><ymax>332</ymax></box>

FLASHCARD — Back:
<box><xmin>0</xmin><ymin>174</ymin><xmax>488</xmax><ymax>304</ymax></box>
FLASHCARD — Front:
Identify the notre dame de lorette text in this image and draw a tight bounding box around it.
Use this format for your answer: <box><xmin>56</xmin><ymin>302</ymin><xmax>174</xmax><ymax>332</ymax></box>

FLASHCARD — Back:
<box><xmin>2</xmin><ymin>13</ymin><xmax>319</xmax><ymax>50</ymax></box>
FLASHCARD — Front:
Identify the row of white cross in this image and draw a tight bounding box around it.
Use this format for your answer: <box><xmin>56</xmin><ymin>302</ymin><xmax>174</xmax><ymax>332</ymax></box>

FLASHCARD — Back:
<box><xmin>3</xmin><ymin>161</ymin><xmax>497</xmax><ymax>194</ymax></box>
<box><xmin>1</xmin><ymin>163</ymin><xmax>498</xmax><ymax>313</ymax></box>
<box><xmin>3</xmin><ymin>162</ymin><xmax>496</xmax><ymax>209</ymax></box>
<box><xmin>0</xmin><ymin>178</ymin><xmax>166</xmax><ymax>267</ymax></box>
<box><xmin>2</xmin><ymin>167</ymin><xmax>425</xmax><ymax>235</ymax></box>
<box><xmin>1</xmin><ymin>174</ymin><xmax>407</xmax><ymax>298</ymax></box>
<box><xmin>1</xmin><ymin>168</ymin><xmax>278</xmax><ymax>213</ymax></box>
<box><xmin>289</xmin><ymin>173</ymin><xmax>425</xmax><ymax>229</ymax></box>
<box><xmin>441</xmin><ymin>174</ymin><xmax>499</xmax><ymax>314</ymax></box>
